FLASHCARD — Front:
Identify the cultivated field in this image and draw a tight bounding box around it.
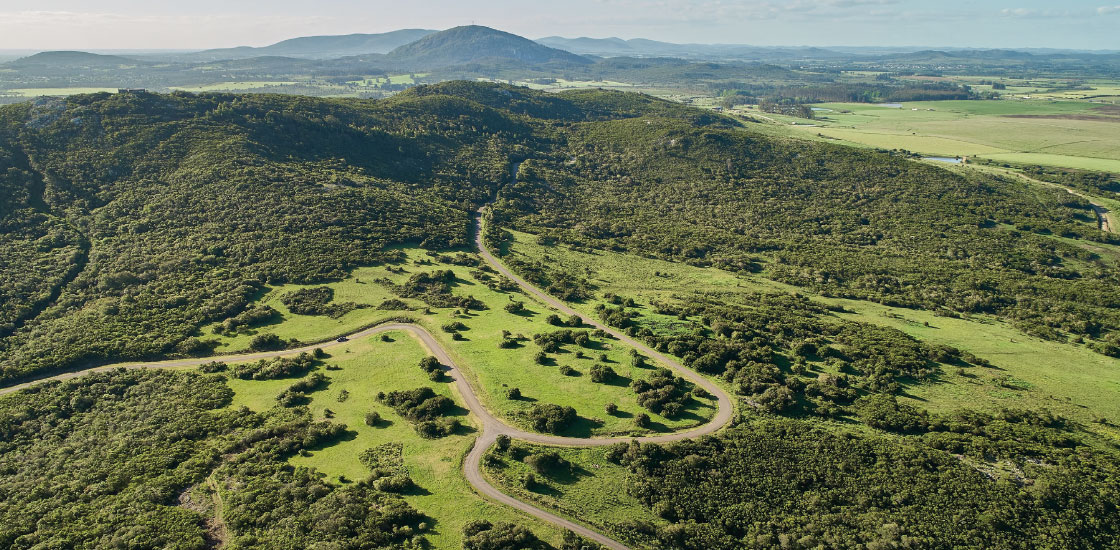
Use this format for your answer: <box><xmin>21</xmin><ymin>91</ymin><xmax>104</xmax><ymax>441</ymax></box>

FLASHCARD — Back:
<box><xmin>753</xmin><ymin>99</ymin><xmax>1120</xmax><ymax>172</ymax></box>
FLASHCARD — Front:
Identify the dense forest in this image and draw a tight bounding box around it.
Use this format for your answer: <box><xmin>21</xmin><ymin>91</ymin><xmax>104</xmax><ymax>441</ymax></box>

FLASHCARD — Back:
<box><xmin>0</xmin><ymin>368</ymin><xmax>430</xmax><ymax>549</ymax></box>
<box><xmin>602</xmin><ymin>416</ymin><xmax>1120</xmax><ymax>550</ymax></box>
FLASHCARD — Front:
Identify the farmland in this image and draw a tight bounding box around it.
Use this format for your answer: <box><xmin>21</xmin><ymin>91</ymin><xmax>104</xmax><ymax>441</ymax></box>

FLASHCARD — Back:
<box><xmin>750</xmin><ymin>97</ymin><xmax>1120</xmax><ymax>172</ymax></box>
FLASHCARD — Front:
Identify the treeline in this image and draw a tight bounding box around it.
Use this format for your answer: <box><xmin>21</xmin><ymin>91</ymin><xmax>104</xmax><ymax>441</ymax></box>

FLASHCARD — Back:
<box><xmin>720</xmin><ymin>81</ymin><xmax>975</xmax><ymax>107</ymax></box>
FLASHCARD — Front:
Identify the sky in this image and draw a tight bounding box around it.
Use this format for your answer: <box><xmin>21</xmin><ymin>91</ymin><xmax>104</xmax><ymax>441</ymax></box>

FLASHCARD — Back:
<box><xmin>0</xmin><ymin>0</ymin><xmax>1117</xmax><ymax>51</ymax></box>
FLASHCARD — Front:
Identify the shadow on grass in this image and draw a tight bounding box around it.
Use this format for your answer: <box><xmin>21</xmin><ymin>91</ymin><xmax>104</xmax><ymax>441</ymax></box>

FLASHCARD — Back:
<box><xmin>554</xmin><ymin>415</ymin><xmax>604</xmax><ymax>438</ymax></box>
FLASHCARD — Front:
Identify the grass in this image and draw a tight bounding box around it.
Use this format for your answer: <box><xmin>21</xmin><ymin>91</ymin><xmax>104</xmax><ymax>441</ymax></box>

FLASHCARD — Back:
<box><xmin>751</xmin><ymin>99</ymin><xmax>1120</xmax><ymax>172</ymax></box>
<box><xmin>481</xmin><ymin>443</ymin><xmax>660</xmax><ymax>548</ymax></box>
<box><xmin>223</xmin><ymin>330</ymin><xmax>565</xmax><ymax>549</ymax></box>
<box><xmin>505</xmin><ymin>229</ymin><xmax>1120</xmax><ymax>430</ymax></box>
<box><xmin>212</xmin><ymin>247</ymin><xmax>716</xmax><ymax>436</ymax></box>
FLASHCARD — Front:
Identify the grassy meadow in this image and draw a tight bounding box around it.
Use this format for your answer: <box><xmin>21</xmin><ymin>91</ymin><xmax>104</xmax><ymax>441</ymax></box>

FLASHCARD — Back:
<box><xmin>223</xmin><ymin>330</ymin><xmax>565</xmax><ymax>549</ymax></box>
<box><xmin>209</xmin><ymin>247</ymin><xmax>716</xmax><ymax>437</ymax></box>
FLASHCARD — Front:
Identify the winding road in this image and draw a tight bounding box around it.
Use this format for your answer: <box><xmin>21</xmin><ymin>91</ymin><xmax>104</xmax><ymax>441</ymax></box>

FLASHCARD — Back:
<box><xmin>0</xmin><ymin>211</ymin><xmax>735</xmax><ymax>550</ymax></box>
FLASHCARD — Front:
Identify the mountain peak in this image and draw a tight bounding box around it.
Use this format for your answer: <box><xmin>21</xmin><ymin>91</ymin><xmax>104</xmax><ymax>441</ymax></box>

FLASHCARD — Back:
<box><xmin>387</xmin><ymin>25</ymin><xmax>591</xmax><ymax>67</ymax></box>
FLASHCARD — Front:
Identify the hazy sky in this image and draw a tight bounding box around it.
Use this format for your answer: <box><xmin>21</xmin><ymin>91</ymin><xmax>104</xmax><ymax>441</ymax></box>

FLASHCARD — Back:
<box><xmin>0</xmin><ymin>0</ymin><xmax>1117</xmax><ymax>51</ymax></box>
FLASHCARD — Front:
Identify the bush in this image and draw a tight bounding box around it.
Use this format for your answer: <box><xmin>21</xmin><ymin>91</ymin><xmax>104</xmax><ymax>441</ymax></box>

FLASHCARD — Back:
<box><xmin>365</xmin><ymin>411</ymin><xmax>382</xmax><ymax>426</ymax></box>
<box><xmin>506</xmin><ymin>387</ymin><xmax>521</xmax><ymax>400</ymax></box>
<box><xmin>605</xmin><ymin>402</ymin><xmax>618</xmax><ymax>415</ymax></box>
<box><xmin>527</xmin><ymin>403</ymin><xmax>577</xmax><ymax>434</ymax></box>
<box><xmin>559</xmin><ymin>365</ymin><xmax>576</xmax><ymax>376</ymax></box>
<box><xmin>525</xmin><ymin>451</ymin><xmax>569</xmax><ymax>474</ymax></box>
<box><xmin>590</xmin><ymin>363</ymin><xmax>616</xmax><ymax>383</ymax></box>
<box><xmin>249</xmin><ymin>333</ymin><xmax>285</xmax><ymax>351</ymax></box>
<box><xmin>441</xmin><ymin>321</ymin><xmax>468</xmax><ymax>333</ymax></box>
<box><xmin>505</xmin><ymin>301</ymin><xmax>525</xmax><ymax>314</ymax></box>
<box><xmin>463</xmin><ymin>519</ymin><xmax>549</xmax><ymax>550</ymax></box>
<box><xmin>635</xmin><ymin>413</ymin><xmax>651</xmax><ymax>429</ymax></box>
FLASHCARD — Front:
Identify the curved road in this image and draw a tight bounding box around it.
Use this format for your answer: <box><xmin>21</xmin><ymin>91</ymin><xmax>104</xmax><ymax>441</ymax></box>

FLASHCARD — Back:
<box><xmin>0</xmin><ymin>211</ymin><xmax>736</xmax><ymax>550</ymax></box>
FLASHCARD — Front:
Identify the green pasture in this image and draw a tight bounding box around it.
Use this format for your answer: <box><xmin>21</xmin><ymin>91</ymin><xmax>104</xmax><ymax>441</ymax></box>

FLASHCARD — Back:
<box><xmin>223</xmin><ymin>331</ymin><xmax>564</xmax><ymax>549</ymax></box>
<box><xmin>212</xmin><ymin>247</ymin><xmax>715</xmax><ymax>436</ymax></box>
<box><xmin>777</xmin><ymin>99</ymin><xmax>1120</xmax><ymax>171</ymax></box>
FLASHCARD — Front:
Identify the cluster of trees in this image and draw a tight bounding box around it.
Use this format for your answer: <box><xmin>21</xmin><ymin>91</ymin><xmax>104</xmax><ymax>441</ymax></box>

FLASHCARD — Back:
<box><xmin>230</xmin><ymin>352</ymin><xmax>317</xmax><ymax>380</ymax></box>
<box><xmin>499</xmin><ymin>253</ymin><xmax>597</xmax><ymax>302</ymax></box>
<box><xmin>597</xmin><ymin>293</ymin><xmax>976</xmax><ymax>416</ymax></box>
<box><xmin>277</xmin><ymin>372</ymin><xmax>329</xmax><ymax>407</ymax></box>
<box><xmin>387</xmin><ymin>269</ymin><xmax>485</xmax><ymax>310</ymax></box>
<box><xmin>532</xmin><ymin>328</ymin><xmax>593</xmax><ymax>352</ymax></box>
<box><xmin>604</xmin><ymin>418</ymin><xmax>1120</xmax><ymax>550</ymax></box>
<box><xmin>213</xmin><ymin>304</ymin><xmax>277</xmax><ymax>335</ymax></box>
<box><xmin>279</xmin><ymin>286</ymin><xmax>365</xmax><ymax>318</ymax></box>
<box><xmin>462</xmin><ymin>520</ymin><xmax>548</xmax><ymax>550</ymax></box>
<box><xmin>376</xmin><ymin>387</ymin><xmax>461</xmax><ymax>438</ymax></box>
<box><xmin>757</xmin><ymin>99</ymin><xmax>814</xmax><ymax>119</ymax></box>
<box><xmin>720</xmin><ymin>81</ymin><xmax>976</xmax><ymax>107</ymax></box>
<box><xmin>630</xmin><ymin>368</ymin><xmax>692</xmax><ymax>418</ymax></box>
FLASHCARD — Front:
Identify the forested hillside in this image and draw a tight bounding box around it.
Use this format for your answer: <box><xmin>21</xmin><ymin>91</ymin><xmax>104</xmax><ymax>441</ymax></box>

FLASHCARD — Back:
<box><xmin>493</xmin><ymin>117</ymin><xmax>1120</xmax><ymax>348</ymax></box>
<box><xmin>1</xmin><ymin>82</ymin><xmax>1116</xmax><ymax>384</ymax></box>
<box><xmin>0</xmin><ymin>88</ymin><xmax>517</xmax><ymax>382</ymax></box>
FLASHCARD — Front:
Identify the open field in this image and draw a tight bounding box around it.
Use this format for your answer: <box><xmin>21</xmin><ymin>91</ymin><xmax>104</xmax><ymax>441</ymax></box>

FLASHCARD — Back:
<box><xmin>504</xmin><ymin>229</ymin><xmax>1120</xmax><ymax>429</ymax></box>
<box><xmin>169</xmin><ymin>81</ymin><xmax>300</xmax><ymax>92</ymax></box>
<box><xmin>224</xmin><ymin>330</ymin><xmax>566</xmax><ymax>549</ymax></box>
<box><xmin>211</xmin><ymin>247</ymin><xmax>715</xmax><ymax>437</ymax></box>
<box><xmin>742</xmin><ymin>99</ymin><xmax>1120</xmax><ymax>172</ymax></box>
<box><xmin>7</xmin><ymin>87</ymin><xmax>119</xmax><ymax>96</ymax></box>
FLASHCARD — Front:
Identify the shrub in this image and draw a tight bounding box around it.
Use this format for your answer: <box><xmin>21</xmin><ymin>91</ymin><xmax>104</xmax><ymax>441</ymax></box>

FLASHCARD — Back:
<box><xmin>635</xmin><ymin>413</ymin><xmax>651</xmax><ymax>429</ymax></box>
<box><xmin>365</xmin><ymin>411</ymin><xmax>381</xmax><ymax>426</ymax></box>
<box><xmin>506</xmin><ymin>387</ymin><xmax>521</xmax><ymax>400</ymax></box>
<box><xmin>527</xmin><ymin>403</ymin><xmax>577</xmax><ymax>434</ymax></box>
<box><xmin>249</xmin><ymin>333</ymin><xmax>285</xmax><ymax>351</ymax></box>
<box><xmin>590</xmin><ymin>363</ymin><xmax>616</xmax><ymax>383</ymax></box>
<box><xmin>525</xmin><ymin>451</ymin><xmax>569</xmax><ymax>474</ymax></box>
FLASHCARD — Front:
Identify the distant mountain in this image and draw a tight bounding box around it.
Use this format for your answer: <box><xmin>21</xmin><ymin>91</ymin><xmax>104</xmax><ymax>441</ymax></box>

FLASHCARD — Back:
<box><xmin>5</xmin><ymin>50</ymin><xmax>150</xmax><ymax>69</ymax></box>
<box><xmin>537</xmin><ymin>36</ymin><xmax>635</xmax><ymax>56</ymax></box>
<box><xmin>536</xmin><ymin>36</ymin><xmax>848</xmax><ymax>61</ymax></box>
<box><xmin>387</xmin><ymin>26</ymin><xmax>591</xmax><ymax>68</ymax></box>
<box><xmin>187</xmin><ymin>29</ymin><xmax>437</xmax><ymax>61</ymax></box>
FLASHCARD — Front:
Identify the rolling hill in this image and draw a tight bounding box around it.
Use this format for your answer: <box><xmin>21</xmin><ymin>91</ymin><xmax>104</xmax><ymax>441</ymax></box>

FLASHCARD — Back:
<box><xmin>188</xmin><ymin>28</ymin><xmax>437</xmax><ymax>60</ymax></box>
